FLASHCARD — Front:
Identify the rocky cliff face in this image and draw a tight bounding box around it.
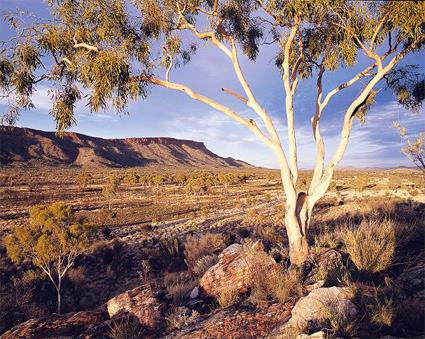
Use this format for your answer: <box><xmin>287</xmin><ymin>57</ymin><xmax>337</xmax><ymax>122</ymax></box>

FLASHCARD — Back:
<box><xmin>0</xmin><ymin>127</ymin><xmax>253</xmax><ymax>168</ymax></box>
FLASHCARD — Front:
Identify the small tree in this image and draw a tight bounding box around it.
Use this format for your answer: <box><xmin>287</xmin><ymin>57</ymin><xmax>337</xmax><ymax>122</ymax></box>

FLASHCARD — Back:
<box><xmin>4</xmin><ymin>202</ymin><xmax>90</xmax><ymax>314</ymax></box>
<box><xmin>102</xmin><ymin>174</ymin><xmax>120</xmax><ymax>209</ymax></box>
<box><xmin>393</xmin><ymin>122</ymin><xmax>425</xmax><ymax>173</ymax></box>
<box><xmin>151</xmin><ymin>174</ymin><xmax>165</xmax><ymax>188</ymax></box>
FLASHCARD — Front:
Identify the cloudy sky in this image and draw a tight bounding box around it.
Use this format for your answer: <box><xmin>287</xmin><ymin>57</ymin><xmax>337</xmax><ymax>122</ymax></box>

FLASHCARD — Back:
<box><xmin>1</xmin><ymin>0</ymin><xmax>424</xmax><ymax>168</ymax></box>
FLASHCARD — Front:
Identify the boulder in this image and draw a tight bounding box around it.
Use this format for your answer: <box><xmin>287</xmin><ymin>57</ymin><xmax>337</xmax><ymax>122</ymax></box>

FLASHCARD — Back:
<box><xmin>199</xmin><ymin>240</ymin><xmax>277</xmax><ymax>298</ymax></box>
<box><xmin>285</xmin><ymin>286</ymin><xmax>357</xmax><ymax>333</ymax></box>
<box><xmin>165</xmin><ymin>303</ymin><xmax>291</xmax><ymax>339</ymax></box>
<box><xmin>189</xmin><ymin>287</ymin><xmax>199</xmax><ymax>299</ymax></box>
<box><xmin>0</xmin><ymin>310</ymin><xmax>108</xmax><ymax>339</ymax></box>
<box><xmin>107</xmin><ymin>285</ymin><xmax>165</xmax><ymax>329</ymax></box>
<box><xmin>296</xmin><ymin>331</ymin><xmax>326</xmax><ymax>339</ymax></box>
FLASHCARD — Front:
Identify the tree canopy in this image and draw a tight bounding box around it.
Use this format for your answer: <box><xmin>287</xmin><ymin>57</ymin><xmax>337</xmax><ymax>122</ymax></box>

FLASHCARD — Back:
<box><xmin>1</xmin><ymin>0</ymin><xmax>423</xmax><ymax>129</ymax></box>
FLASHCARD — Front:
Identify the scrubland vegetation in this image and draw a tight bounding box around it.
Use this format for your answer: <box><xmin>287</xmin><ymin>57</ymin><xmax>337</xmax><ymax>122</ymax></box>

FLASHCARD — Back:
<box><xmin>0</xmin><ymin>166</ymin><xmax>424</xmax><ymax>338</ymax></box>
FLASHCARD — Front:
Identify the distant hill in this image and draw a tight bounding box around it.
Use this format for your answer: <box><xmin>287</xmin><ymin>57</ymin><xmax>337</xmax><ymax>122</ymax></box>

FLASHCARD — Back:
<box><xmin>0</xmin><ymin>126</ymin><xmax>254</xmax><ymax>168</ymax></box>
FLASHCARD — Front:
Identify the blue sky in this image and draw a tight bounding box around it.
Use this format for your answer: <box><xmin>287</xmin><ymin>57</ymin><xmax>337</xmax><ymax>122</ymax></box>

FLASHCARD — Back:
<box><xmin>1</xmin><ymin>0</ymin><xmax>424</xmax><ymax>168</ymax></box>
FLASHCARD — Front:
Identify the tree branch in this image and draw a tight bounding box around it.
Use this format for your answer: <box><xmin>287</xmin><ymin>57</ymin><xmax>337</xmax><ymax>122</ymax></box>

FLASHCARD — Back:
<box><xmin>309</xmin><ymin>65</ymin><xmax>326</xmax><ymax>194</ymax></box>
<box><xmin>312</xmin><ymin>41</ymin><xmax>421</xmax><ymax>201</ymax></box>
<box><xmin>221</xmin><ymin>87</ymin><xmax>248</xmax><ymax>104</ymax></box>
<box><xmin>321</xmin><ymin>63</ymin><xmax>375</xmax><ymax>110</ymax></box>
<box><xmin>176</xmin><ymin>2</ymin><xmax>297</xmax><ymax>197</ymax></box>
<box><xmin>73</xmin><ymin>42</ymin><xmax>99</xmax><ymax>52</ymax></box>
<box><xmin>143</xmin><ymin>75</ymin><xmax>274</xmax><ymax>149</ymax></box>
<box><xmin>282</xmin><ymin>19</ymin><xmax>300</xmax><ymax>185</ymax></box>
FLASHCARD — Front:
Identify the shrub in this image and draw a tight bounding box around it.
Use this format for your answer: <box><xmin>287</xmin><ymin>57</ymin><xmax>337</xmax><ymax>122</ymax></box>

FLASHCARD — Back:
<box><xmin>152</xmin><ymin>175</ymin><xmax>165</xmax><ymax>187</ymax></box>
<box><xmin>124</xmin><ymin>172</ymin><xmax>139</xmax><ymax>185</ymax></box>
<box><xmin>166</xmin><ymin>306</ymin><xmax>199</xmax><ymax>330</ymax></box>
<box><xmin>174</xmin><ymin>173</ymin><xmax>187</xmax><ymax>186</ymax></box>
<box><xmin>184</xmin><ymin>177</ymin><xmax>209</xmax><ymax>195</ymax></box>
<box><xmin>108</xmin><ymin>317</ymin><xmax>143</xmax><ymax>339</ymax></box>
<box><xmin>184</xmin><ymin>233</ymin><xmax>226</xmax><ymax>271</ymax></box>
<box><xmin>343</xmin><ymin>218</ymin><xmax>396</xmax><ymax>273</ymax></box>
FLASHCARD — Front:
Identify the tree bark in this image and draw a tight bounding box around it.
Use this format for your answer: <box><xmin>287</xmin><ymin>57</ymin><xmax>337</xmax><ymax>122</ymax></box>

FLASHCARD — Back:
<box><xmin>284</xmin><ymin>192</ymin><xmax>312</xmax><ymax>266</ymax></box>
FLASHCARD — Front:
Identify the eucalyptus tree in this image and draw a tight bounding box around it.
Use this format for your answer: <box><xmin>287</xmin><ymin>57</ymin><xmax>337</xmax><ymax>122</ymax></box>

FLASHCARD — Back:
<box><xmin>1</xmin><ymin>0</ymin><xmax>424</xmax><ymax>265</ymax></box>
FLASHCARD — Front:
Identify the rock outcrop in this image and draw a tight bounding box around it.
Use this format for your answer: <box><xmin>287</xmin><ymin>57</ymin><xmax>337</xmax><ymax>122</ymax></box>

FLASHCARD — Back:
<box><xmin>165</xmin><ymin>303</ymin><xmax>292</xmax><ymax>339</ymax></box>
<box><xmin>0</xmin><ymin>310</ymin><xmax>108</xmax><ymax>339</ymax></box>
<box><xmin>199</xmin><ymin>241</ymin><xmax>277</xmax><ymax>298</ymax></box>
<box><xmin>284</xmin><ymin>286</ymin><xmax>357</xmax><ymax>333</ymax></box>
<box><xmin>1</xmin><ymin>286</ymin><xmax>166</xmax><ymax>338</ymax></box>
<box><xmin>107</xmin><ymin>286</ymin><xmax>165</xmax><ymax>329</ymax></box>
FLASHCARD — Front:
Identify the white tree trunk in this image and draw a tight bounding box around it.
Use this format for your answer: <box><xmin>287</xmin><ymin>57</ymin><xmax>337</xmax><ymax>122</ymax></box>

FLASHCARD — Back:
<box><xmin>284</xmin><ymin>191</ymin><xmax>313</xmax><ymax>266</ymax></box>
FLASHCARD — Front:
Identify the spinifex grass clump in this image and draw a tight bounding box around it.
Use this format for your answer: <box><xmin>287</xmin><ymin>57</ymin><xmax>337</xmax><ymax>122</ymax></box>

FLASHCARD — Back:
<box><xmin>343</xmin><ymin>218</ymin><xmax>396</xmax><ymax>273</ymax></box>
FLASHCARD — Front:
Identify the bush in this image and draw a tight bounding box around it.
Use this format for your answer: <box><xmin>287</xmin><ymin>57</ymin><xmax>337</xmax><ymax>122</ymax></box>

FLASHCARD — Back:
<box><xmin>343</xmin><ymin>218</ymin><xmax>396</xmax><ymax>273</ymax></box>
<box><xmin>250</xmin><ymin>264</ymin><xmax>303</xmax><ymax>305</ymax></box>
<box><xmin>184</xmin><ymin>177</ymin><xmax>209</xmax><ymax>195</ymax></box>
<box><xmin>124</xmin><ymin>172</ymin><xmax>139</xmax><ymax>185</ymax></box>
<box><xmin>184</xmin><ymin>233</ymin><xmax>226</xmax><ymax>271</ymax></box>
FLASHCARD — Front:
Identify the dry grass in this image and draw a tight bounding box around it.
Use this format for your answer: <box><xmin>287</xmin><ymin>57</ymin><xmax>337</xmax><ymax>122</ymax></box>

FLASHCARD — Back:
<box><xmin>164</xmin><ymin>271</ymin><xmax>197</xmax><ymax>305</ymax></box>
<box><xmin>343</xmin><ymin>218</ymin><xmax>396</xmax><ymax>273</ymax></box>
<box><xmin>108</xmin><ymin>317</ymin><xmax>143</xmax><ymax>339</ymax></box>
<box><xmin>166</xmin><ymin>306</ymin><xmax>200</xmax><ymax>330</ymax></box>
<box><xmin>192</xmin><ymin>254</ymin><xmax>218</xmax><ymax>277</ymax></box>
<box><xmin>250</xmin><ymin>255</ymin><xmax>303</xmax><ymax>305</ymax></box>
<box><xmin>184</xmin><ymin>233</ymin><xmax>226</xmax><ymax>271</ymax></box>
<box><xmin>368</xmin><ymin>297</ymin><xmax>394</xmax><ymax>328</ymax></box>
<box><xmin>325</xmin><ymin>304</ymin><xmax>358</xmax><ymax>337</ymax></box>
<box><xmin>216</xmin><ymin>286</ymin><xmax>240</xmax><ymax>308</ymax></box>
